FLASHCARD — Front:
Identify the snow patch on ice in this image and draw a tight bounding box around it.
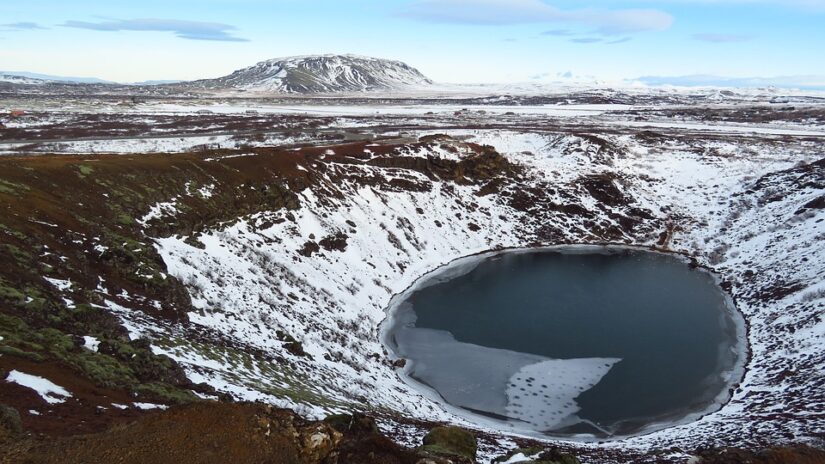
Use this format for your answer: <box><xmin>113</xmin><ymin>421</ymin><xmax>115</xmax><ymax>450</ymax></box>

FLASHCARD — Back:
<box><xmin>506</xmin><ymin>358</ymin><xmax>621</xmax><ymax>431</ymax></box>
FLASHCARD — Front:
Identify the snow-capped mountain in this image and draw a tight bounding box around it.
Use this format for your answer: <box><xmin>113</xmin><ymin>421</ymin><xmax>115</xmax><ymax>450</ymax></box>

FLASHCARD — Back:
<box><xmin>0</xmin><ymin>73</ymin><xmax>48</xmax><ymax>85</ymax></box>
<box><xmin>0</xmin><ymin>71</ymin><xmax>115</xmax><ymax>84</ymax></box>
<box><xmin>189</xmin><ymin>54</ymin><xmax>433</xmax><ymax>93</ymax></box>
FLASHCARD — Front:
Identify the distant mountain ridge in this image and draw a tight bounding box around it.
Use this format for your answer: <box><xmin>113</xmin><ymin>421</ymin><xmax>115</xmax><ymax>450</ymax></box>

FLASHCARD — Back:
<box><xmin>636</xmin><ymin>74</ymin><xmax>825</xmax><ymax>91</ymax></box>
<box><xmin>0</xmin><ymin>71</ymin><xmax>114</xmax><ymax>84</ymax></box>
<box><xmin>186</xmin><ymin>54</ymin><xmax>433</xmax><ymax>93</ymax></box>
<box><xmin>0</xmin><ymin>72</ymin><xmax>185</xmax><ymax>86</ymax></box>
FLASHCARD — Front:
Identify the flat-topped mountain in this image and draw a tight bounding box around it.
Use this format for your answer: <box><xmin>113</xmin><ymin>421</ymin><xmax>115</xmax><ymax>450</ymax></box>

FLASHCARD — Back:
<box><xmin>187</xmin><ymin>54</ymin><xmax>432</xmax><ymax>93</ymax></box>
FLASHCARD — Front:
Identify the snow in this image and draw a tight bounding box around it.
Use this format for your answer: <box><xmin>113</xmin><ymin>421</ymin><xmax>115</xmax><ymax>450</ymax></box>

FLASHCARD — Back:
<box><xmin>82</xmin><ymin>336</ymin><xmax>100</xmax><ymax>352</ymax></box>
<box><xmin>11</xmin><ymin>92</ymin><xmax>817</xmax><ymax>455</ymax></box>
<box><xmin>142</xmin><ymin>103</ymin><xmax>625</xmax><ymax>118</ymax></box>
<box><xmin>5</xmin><ymin>371</ymin><xmax>72</xmax><ymax>404</ymax></box>
<box><xmin>499</xmin><ymin>452</ymin><xmax>540</xmax><ymax>464</ymax></box>
<box><xmin>139</xmin><ymin>129</ymin><xmax>824</xmax><ymax>451</ymax></box>
<box><xmin>139</xmin><ymin>199</ymin><xmax>179</xmax><ymax>226</ymax></box>
<box><xmin>44</xmin><ymin>277</ymin><xmax>72</xmax><ymax>292</ymax></box>
<box><xmin>609</xmin><ymin>119</ymin><xmax>825</xmax><ymax>137</ymax></box>
<box><xmin>0</xmin><ymin>74</ymin><xmax>45</xmax><ymax>85</ymax></box>
<box><xmin>389</xmin><ymin>322</ymin><xmax>622</xmax><ymax>434</ymax></box>
<box><xmin>203</xmin><ymin>153</ymin><xmax>257</xmax><ymax>162</ymax></box>
<box><xmin>132</xmin><ymin>402</ymin><xmax>169</xmax><ymax>410</ymax></box>
<box><xmin>196</xmin><ymin>184</ymin><xmax>215</xmax><ymax>198</ymax></box>
<box><xmin>506</xmin><ymin>358</ymin><xmax>621</xmax><ymax>433</ymax></box>
<box><xmin>210</xmin><ymin>54</ymin><xmax>432</xmax><ymax>93</ymax></box>
<box><xmin>0</xmin><ymin>134</ymin><xmax>301</xmax><ymax>156</ymax></box>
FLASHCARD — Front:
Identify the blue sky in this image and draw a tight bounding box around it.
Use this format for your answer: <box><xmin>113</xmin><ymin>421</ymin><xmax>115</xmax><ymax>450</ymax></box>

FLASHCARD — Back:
<box><xmin>1</xmin><ymin>0</ymin><xmax>824</xmax><ymax>84</ymax></box>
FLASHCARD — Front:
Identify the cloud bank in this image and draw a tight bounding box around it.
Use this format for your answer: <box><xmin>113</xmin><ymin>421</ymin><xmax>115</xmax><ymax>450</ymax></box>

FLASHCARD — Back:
<box><xmin>637</xmin><ymin>74</ymin><xmax>825</xmax><ymax>90</ymax></box>
<box><xmin>400</xmin><ymin>0</ymin><xmax>673</xmax><ymax>34</ymax></box>
<box><xmin>1</xmin><ymin>22</ymin><xmax>46</xmax><ymax>30</ymax></box>
<box><xmin>62</xmin><ymin>18</ymin><xmax>248</xmax><ymax>42</ymax></box>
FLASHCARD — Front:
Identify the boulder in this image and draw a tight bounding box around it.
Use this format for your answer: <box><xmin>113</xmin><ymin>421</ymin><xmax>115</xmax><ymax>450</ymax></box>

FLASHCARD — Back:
<box><xmin>419</xmin><ymin>426</ymin><xmax>477</xmax><ymax>462</ymax></box>
<box><xmin>0</xmin><ymin>404</ymin><xmax>22</xmax><ymax>435</ymax></box>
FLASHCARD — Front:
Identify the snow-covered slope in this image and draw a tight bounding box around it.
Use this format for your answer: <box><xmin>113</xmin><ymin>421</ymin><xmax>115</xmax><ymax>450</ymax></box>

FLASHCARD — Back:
<box><xmin>121</xmin><ymin>132</ymin><xmax>821</xmax><ymax>456</ymax></box>
<box><xmin>189</xmin><ymin>54</ymin><xmax>432</xmax><ymax>93</ymax></box>
<box><xmin>0</xmin><ymin>73</ymin><xmax>47</xmax><ymax>85</ymax></box>
<box><xmin>2</xmin><ymin>103</ymin><xmax>822</xmax><ymax>461</ymax></box>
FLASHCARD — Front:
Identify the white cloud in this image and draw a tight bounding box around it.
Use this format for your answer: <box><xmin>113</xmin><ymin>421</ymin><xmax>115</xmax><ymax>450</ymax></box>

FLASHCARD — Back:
<box><xmin>1</xmin><ymin>22</ymin><xmax>47</xmax><ymax>30</ymax></box>
<box><xmin>62</xmin><ymin>18</ymin><xmax>248</xmax><ymax>42</ymax></box>
<box><xmin>571</xmin><ymin>37</ymin><xmax>602</xmax><ymax>43</ymax></box>
<box><xmin>597</xmin><ymin>0</ymin><xmax>824</xmax><ymax>6</ymax></box>
<box><xmin>400</xmin><ymin>0</ymin><xmax>673</xmax><ymax>34</ymax></box>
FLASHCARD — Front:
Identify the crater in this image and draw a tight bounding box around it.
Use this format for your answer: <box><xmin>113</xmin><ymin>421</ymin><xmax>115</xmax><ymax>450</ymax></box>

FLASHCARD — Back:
<box><xmin>382</xmin><ymin>246</ymin><xmax>747</xmax><ymax>440</ymax></box>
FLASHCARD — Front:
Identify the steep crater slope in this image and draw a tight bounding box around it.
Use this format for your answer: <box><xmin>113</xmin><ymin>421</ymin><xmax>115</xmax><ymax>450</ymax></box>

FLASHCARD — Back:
<box><xmin>0</xmin><ymin>132</ymin><xmax>823</xmax><ymax>461</ymax></box>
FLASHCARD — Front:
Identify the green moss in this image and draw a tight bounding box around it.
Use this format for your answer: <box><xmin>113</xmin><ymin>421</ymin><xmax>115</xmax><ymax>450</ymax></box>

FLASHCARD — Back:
<box><xmin>23</xmin><ymin>297</ymin><xmax>48</xmax><ymax>311</ymax></box>
<box><xmin>77</xmin><ymin>165</ymin><xmax>94</xmax><ymax>177</ymax></box>
<box><xmin>135</xmin><ymin>382</ymin><xmax>198</xmax><ymax>404</ymax></box>
<box><xmin>155</xmin><ymin>337</ymin><xmax>347</xmax><ymax>409</ymax></box>
<box><xmin>0</xmin><ymin>404</ymin><xmax>23</xmax><ymax>434</ymax></box>
<box><xmin>116</xmin><ymin>213</ymin><xmax>134</xmax><ymax>226</ymax></box>
<box><xmin>0</xmin><ymin>345</ymin><xmax>45</xmax><ymax>362</ymax></box>
<box><xmin>0</xmin><ymin>281</ymin><xmax>26</xmax><ymax>305</ymax></box>
<box><xmin>71</xmin><ymin>351</ymin><xmax>139</xmax><ymax>389</ymax></box>
<box><xmin>0</xmin><ymin>180</ymin><xmax>28</xmax><ymax>195</ymax></box>
<box><xmin>38</xmin><ymin>328</ymin><xmax>76</xmax><ymax>352</ymax></box>
<box><xmin>2</xmin><ymin>243</ymin><xmax>32</xmax><ymax>264</ymax></box>
<box><xmin>0</xmin><ymin>314</ymin><xmax>193</xmax><ymax>401</ymax></box>
<box><xmin>0</xmin><ymin>223</ymin><xmax>27</xmax><ymax>241</ymax></box>
<box><xmin>420</xmin><ymin>426</ymin><xmax>477</xmax><ymax>461</ymax></box>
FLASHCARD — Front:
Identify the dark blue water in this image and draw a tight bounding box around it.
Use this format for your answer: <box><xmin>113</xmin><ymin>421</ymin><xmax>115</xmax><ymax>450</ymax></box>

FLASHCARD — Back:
<box><xmin>387</xmin><ymin>248</ymin><xmax>743</xmax><ymax>437</ymax></box>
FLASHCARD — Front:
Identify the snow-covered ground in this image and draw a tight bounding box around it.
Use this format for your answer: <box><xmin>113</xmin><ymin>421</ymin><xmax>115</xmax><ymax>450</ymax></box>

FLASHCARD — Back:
<box><xmin>8</xmin><ymin>88</ymin><xmax>821</xmax><ymax>459</ymax></box>
<box><xmin>3</xmin><ymin>101</ymin><xmax>823</xmax><ymax>155</ymax></box>
<box><xmin>91</xmin><ymin>124</ymin><xmax>824</xmax><ymax>458</ymax></box>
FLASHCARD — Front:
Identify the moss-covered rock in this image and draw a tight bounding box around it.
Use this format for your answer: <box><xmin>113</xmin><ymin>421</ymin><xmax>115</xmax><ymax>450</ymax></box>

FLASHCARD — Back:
<box><xmin>323</xmin><ymin>412</ymin><xmax>379</xmax><ymax>434</ymax></box>
<box><xmin>419</xmin><ymin>426</ymin><xmax>477</xmax><ymax>462</ymax></box>
<box><xmin>0</xmin><ymin>404</ymin><xmax>22</xmax><ymax>435</ymax></box>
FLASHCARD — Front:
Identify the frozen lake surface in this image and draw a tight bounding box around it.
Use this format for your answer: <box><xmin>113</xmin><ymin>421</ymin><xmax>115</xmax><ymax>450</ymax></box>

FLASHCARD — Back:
<box><xmin>384</xmin><ymin>247</ymin><xmax>745</xmax><ymax>438</ymax></box>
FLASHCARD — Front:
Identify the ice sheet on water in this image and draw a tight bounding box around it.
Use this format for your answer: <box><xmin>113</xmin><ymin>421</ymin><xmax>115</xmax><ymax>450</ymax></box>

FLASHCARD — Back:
<box><xmin>506</xmin><ymin>358</ymin><xmax>621</xmax><ymax>431</ymax></box>
<box><xmin>394</xmin><ymin>325</ymin><xmax>620</xmax><ymax>431</ymax></box>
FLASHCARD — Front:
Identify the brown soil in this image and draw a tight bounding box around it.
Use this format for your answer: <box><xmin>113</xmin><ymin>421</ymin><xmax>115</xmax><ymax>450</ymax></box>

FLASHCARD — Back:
<box><xmin>0</xmin><ymin>356</ymin><xmax>146</xmax><ymax>436</ymax></box>
<box><xmin>696</xmin><ymin>445</ymin><xmax>825</xmax><ymax>464</ymax></box>
<box><xmin>0</xmin><ymin>402</ymin><xmax>420</xmax><ymax>464</ymax></box>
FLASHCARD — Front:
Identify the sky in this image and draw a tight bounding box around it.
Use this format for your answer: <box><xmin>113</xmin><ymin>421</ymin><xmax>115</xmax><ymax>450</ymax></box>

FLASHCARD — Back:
<box><xmin>1</xmin><ymin>0</ymin><xmax>824</xmax><ymax>85</ymax></box>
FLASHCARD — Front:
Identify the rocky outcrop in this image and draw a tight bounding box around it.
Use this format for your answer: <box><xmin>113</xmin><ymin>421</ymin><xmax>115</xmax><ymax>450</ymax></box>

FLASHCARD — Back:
<box><xmin>418</xmin><ymin>426</ymin><xmax>477</xmax><ymax>463</ymax></box>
